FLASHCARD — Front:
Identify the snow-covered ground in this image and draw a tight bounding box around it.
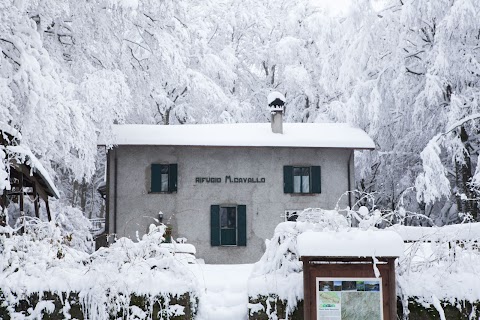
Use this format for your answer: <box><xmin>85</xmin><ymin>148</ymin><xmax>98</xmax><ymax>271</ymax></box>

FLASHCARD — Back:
<box><xmin>188</xmin><ymin>263</ymin><xmax>254</xmax><ymax>320</ymax></box>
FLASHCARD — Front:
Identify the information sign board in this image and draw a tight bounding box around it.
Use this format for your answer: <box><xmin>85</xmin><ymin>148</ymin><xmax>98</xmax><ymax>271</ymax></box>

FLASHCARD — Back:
<box><xmin>316</xmin><ymin>277</ymin><xmax>383</xmax><ymax>320</ymax></box>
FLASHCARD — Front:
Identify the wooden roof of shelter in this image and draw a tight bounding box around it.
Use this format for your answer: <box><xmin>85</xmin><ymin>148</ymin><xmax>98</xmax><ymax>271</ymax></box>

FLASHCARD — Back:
<box><xmin>1</xmin><ymin>124</ymin><xmax>59</xmax><ymax>223</ymax></box>
<box><xmin>6</xmin><ymin>145</ymin><xmax>60</xmax><ymax>199</ymax></box>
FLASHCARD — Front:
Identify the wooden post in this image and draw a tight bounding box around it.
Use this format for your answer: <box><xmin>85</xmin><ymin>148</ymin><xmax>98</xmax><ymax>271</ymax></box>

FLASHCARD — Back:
<box><xmin>33</xmin><ymin>182</ymin><xmax>40</xmax><ymax>218</ymax></box>
<box><xmin>19</xmin><ymin>174</ymin><xmax>24</xmax><ymax>216</ymax></box>
<box><xmin>45</xmin><ymin>199</ymin><xmax>52</xmax><ymax>222</ymax></box>
<box><xmin>19</xmin><ymin>173</ymin><xmax>25</xmax><ymax>233</ymax></box>
<box><xmin>0</xmin><ymin>193</ymin><xmax>5</xmax><ymax>210</ymax></box>
<box><xmin>302</xmin><ymin>257</ymin><xmax>311</xmax><ymax>320</ymax></box>
<box><xmin>388</xmin><ymin>258</ymin><xmax>397</xmax><ymax>319</ymax></box>
<box><xmin>0</xmin><ymin>193</ymin><xmax>6</xmax><ymax>226</ymax></box>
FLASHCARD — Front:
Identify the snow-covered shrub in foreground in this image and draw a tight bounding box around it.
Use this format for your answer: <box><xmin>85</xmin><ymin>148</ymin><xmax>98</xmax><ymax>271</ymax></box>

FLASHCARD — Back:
<box><xmin>253</xmin><ymin>209</ymin><xmax>349</xmax><ymax>276</ymax></box>
<box><xmin>248</xmin><ymin>207</ymin><xmax>480</xmax><ymax>319</ymax></box>
<box><xmin>248</xmin><ymin>209</ymin><xmax>350</xmax><ymax>317</ymax></box>
<box><xmin>52</xmin><ymin>202</ymin><xmax>94</xmax><ymax>253</ymax></box>
<box><xmin>0</xmin><ymin>223</ymin><xmax>198</xmax><ymax>319</ymax></box>
<box><xmin>392</xmin><ymin>224</ymin><xmax>480</xmax><ymax>316</ymax></box>
<box><xmin>1</xmin><ymin>201</ymin><xmax>94</xmax><ymax>253</ymax></box>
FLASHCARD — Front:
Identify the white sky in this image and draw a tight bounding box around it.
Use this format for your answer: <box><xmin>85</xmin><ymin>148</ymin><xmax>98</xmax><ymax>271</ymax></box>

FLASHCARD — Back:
<box><xmin>310</xmin><ymin>0</ymin><xmax>386</xmax><ymax>15</ymax></box>
<box><xmin>310</xmin><ymin>0</ymin><xmax>352</xmax><ymax>15</ymax></box>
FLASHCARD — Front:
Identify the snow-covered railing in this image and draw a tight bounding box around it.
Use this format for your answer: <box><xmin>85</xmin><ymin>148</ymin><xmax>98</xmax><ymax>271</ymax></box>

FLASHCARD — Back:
<box><xmin>387</xmin><ymin>223</ymin><xmax>480</xmax><ymax>242</ymax></box>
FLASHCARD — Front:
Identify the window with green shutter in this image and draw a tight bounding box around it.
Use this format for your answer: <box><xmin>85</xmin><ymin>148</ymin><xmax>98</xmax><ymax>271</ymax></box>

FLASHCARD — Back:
<box><xmin>210</xmin><ymin>205</ymin><xmax>220</xmax><ymax>246</ymax></box>
<box><xmin>237</xmin><ymin>205</ymin><xmax>247</xmax><ymax>246</ymax></box>
<box><xmin>151</xmin><ymin>164</ymin><xmax>177</xmax><ymax>193</ymax></box>
<box><xmin>211</xmin><ymin>204</ymin><xmax>247</xmax><ymax>246</ymax></box>
<box><xmin>284</xmin><ymin>165</ymin><xmax>321</xmax><ymax>194</ymax></box>
<box><xmin>283</xmin><ymin>166</ymin><xmax>293</xmax><ymax>193</ymax></box>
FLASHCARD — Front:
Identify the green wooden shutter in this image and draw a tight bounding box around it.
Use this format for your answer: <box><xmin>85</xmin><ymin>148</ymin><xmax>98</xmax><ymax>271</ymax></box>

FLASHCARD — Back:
<box><xmin>210</xmin><ymin>205</ymin><xmax>220</xmax><ymax>246</ymax></box>
<box><xmin>237</xmin><ymin>205</ymin><xmax>247</xmax><ymax>246</ymax></box>
<box><xmin>283</xmin><ymin>166</ymin><xmax>293</xmax><ymax>193</ymax></box>
<box><xmin>311</xmin><ymin>166</ymin><xmax>321</xmax><ymax>193</ymax></box>
<box><xmin>151</xmin><ymin>164</ymin><xmax>162</xmax><ymax>192</ymax></box>
<box><xmin>168</xmin><ymin>164</ymin><xmax>177</xmax><ymax>193</ymax></box>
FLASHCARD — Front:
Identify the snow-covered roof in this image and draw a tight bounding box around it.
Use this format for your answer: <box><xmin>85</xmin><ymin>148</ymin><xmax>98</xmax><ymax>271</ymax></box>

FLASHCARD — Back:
<box><xmin>267</xmin><ymin>92</ymin><xmax>286</xmax><ymax>105</ymax></box>
<box><xmin>7</xmin><ymin>145</ymin><xmax>60</xmax><ymax>199</ymax></box>
<box><xmin>103</xmin><ymin>123</ymin><xmax>375</xmax><ymax>149</ymax></box>
<box><xmin>297</xmin><ymin>229</ymin><xmax>404</xmax><ymax>257</ymax></box>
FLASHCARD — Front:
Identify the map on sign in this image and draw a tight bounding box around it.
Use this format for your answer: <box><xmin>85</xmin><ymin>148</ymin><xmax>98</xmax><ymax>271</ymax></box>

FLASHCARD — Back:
<box><xmin>316</xmin><ymin>277</ymin><xmax>383</xmax><ymax>320</ymax></box>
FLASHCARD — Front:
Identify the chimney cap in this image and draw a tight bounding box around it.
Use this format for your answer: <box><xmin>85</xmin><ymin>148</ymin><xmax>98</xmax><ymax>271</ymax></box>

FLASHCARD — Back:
<box><xmin>268</xmin><ymin>91</ymin><xmax>286</xmax><ymax>112</ymax></box>
<box><xmin>268</xmin><ymin>91</ymin><xmax>286</xmax><ymax>105</ymax></box>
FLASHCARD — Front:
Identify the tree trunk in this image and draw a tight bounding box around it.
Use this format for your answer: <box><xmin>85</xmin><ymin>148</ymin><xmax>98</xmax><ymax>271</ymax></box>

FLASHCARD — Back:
<box><xmin>454</xmin><ymin>126</ymin><xmax>478</xmax><ymax>220</ymax></box>
<box><xmin>80</xmin><ymin>180</ymin><xmax>88</xmax><ymax>213</ymax></box>
<box><xmin>271</xmin><ymin>65</ymin><xmax>276</xmax><ymax>85</ymax></box>
<box><xmin>72</xmin><ymin>180</ymin><xmax>78</xmax><ymax>207</ymax></box>
<box><xmin>164</xmin><ymin>107</ymin><xmax>170</xmax><ymax>125</ymax></box>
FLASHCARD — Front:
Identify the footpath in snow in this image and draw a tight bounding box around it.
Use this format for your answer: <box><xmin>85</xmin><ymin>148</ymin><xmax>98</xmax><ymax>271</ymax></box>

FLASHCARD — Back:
<box><xmin>188</xmin><ymin>264</ymin><xmax>254</xmax><ymax>320</ymax></box>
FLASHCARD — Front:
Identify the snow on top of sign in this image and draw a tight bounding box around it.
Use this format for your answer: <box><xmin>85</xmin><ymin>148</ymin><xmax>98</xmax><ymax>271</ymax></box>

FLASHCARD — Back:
<box><xmin>297</xmin><ymin>229</ymin><xmax>404</xmax><ymax>257</ymax></box>
<box><xmin>104</xmin><ymin>123</ymin><xmax>375</xmax><ymax>149</ymax></box>
<box><xmin>267</xmin><ymin>91</ymin><xmax>286</xmax><ymax>105</ymax></box>
<box><xmin>7</xmin><ymin>145</ymin><xmax>60</xmax><ymax>199</ymax></box>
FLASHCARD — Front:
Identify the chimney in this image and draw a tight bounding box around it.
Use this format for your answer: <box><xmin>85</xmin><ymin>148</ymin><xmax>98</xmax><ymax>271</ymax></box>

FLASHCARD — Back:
<box><xmin>268</xmin><ymin>91</ymin><xmax>286</xmax><ymax>134</ymax></box>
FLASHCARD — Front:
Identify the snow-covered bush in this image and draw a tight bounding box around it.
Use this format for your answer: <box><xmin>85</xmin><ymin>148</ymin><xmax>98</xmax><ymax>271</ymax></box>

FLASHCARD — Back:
<box><xmin>248</xmin><ymin>209</ymin><xmax>351</xmax><ymax>317</ymax></box>
<box><xmin>337</xmin><ymin>190</ymin><xmax>439</xmax><ymax>227</ymax></box>
<box><xmin>253</xmin><ymin>209</ymin><xmax>349</xmax><ymax>277</ymax></box>
<box><xmin>1</xmin><ymin>200</ymin><xmax>94</xmax><ymax>253</ymax></box>
<box><xmin>248</xmin><ymin>206</ymin><xmax>480</xmax><ymax>319</ymax></box>
<box><xmin>392</xmin><ymin>223</ymin><xmax>480</xmax><ymax>317</ymax></box>
<box><xmin>52</xmin><ymin>202</ymin><xmax>94</xmax><ymax>253</ymax></box>
<box><xmin>0</xmin><ymin>223</ymin><xmax>198</xmax><ymax>319</ymax></box>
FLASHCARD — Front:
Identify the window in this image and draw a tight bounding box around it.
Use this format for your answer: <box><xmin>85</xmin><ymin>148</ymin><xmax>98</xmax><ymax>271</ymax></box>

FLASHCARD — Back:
<box><xmin>220</xmin><ymin>206</ymin><xmax>237</xmax><ymax>245</ymax></box>
<box><xmin>151</xmin><ymin>164</ymin><xmax>177</xmax><ymax>193</ymax></box>
<box><xmin>284</xmin><ymin>166</ymin><xmax>321</xmax><ymax>194</ymax></box>
<box><xmin>293</xmin><ymin>167</ymin><xmax>310</xmax><ymax>193</ymax></box>
<box><xmin>211</xmin><ymin>205</ymin><xmax>246</xmax><ymax>246</ymax></box>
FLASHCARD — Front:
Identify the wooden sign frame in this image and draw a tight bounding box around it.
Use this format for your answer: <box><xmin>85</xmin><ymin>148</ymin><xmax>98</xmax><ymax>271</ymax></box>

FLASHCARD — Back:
<box><xmin>302</xmin><ymin>256</ymin><xmax>396</xmax><ymax>320</ymax></box>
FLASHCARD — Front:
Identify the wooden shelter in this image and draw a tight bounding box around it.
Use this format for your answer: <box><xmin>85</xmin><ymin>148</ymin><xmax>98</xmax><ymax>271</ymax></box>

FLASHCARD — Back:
<box><xmin>0</xmin><ymin>125</ymin><xmax>59</xmax><ymax>226</ymax></box>
<box><xmin>297</xmin><ymin>230</ymin><xmax>404</xmax><ymax>320</ymax></box>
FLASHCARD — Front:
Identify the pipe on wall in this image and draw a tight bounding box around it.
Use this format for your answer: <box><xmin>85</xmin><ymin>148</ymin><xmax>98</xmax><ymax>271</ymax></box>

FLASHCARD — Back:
<box><xmin>114</xmin><ymin>149</ymin><xmax>118</xmax><ymax>235</ymax></box>
<box><xmin>347</xmin><ymin>149</ymin><xmax>353</xmax><ymax>209</ymax></box>
<box><xmin>105</xmin><ymin>147</ymin><xmax>110</xmax><ymax>236</ymax></box>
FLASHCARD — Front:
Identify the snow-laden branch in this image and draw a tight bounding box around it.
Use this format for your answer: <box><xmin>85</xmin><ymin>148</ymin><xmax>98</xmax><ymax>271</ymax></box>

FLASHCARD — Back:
<box><xmin>415</xmin><ymin>136</ymin><xmax>451</xmax><ymax>204</ymax></box>
<box><xmin>441</xmin><ymin>113</ymin><xmax>480</xmax><ymax>138</ymax></box>
<box><xmin>416</xmin><ymin>113</ymin><xmax>480</xmax><ymax>205</ymax></box>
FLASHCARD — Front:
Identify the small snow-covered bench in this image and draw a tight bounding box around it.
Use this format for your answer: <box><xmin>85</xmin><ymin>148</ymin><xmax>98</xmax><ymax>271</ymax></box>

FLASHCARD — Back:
<box><xmin>160</xmin><ymin>242</ymin><xmax>197</xmax><ymax>264</ymax></box>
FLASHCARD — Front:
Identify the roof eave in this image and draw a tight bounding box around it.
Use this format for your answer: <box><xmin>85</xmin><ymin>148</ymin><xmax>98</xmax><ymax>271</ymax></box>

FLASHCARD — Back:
<box><xmin>98</xmin><ymin>143</ymin><xmax>376</xmax><ymax>149</ymax></box>
<box><xmin>32</xmin><ymin>168</ymin><xmax>60</xmax><ymax>199</ymax></box>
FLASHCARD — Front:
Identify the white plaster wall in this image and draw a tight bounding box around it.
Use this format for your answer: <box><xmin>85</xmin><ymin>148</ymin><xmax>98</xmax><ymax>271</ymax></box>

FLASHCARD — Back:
<box><xmin>107</xmin><ymin>146</ymin><xmax>353</xmax><ymax>264</ymax></box>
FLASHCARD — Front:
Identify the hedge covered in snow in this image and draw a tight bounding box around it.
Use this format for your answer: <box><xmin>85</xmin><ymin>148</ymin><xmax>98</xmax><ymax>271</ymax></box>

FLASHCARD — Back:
<box><xmin>0</xmin><ymin>222</ymin><xmax>198</xmax><ymax>319</ymax></box>
<box><xmin>247</xmin><ymin>208</ymin><xmax>480</xmax><ymax>320</ymax></box>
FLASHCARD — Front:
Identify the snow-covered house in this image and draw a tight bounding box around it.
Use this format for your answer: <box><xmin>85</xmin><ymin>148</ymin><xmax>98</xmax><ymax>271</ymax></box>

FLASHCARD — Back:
<box><xmin>0</xmin><ymin>124</ymin><xmax>60</xmax><ymax>225</ymax></box>
<box><xmin>101</xmin><ymin>95</ymin><xmax>375</xmax><ymax>263</ymax></box>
